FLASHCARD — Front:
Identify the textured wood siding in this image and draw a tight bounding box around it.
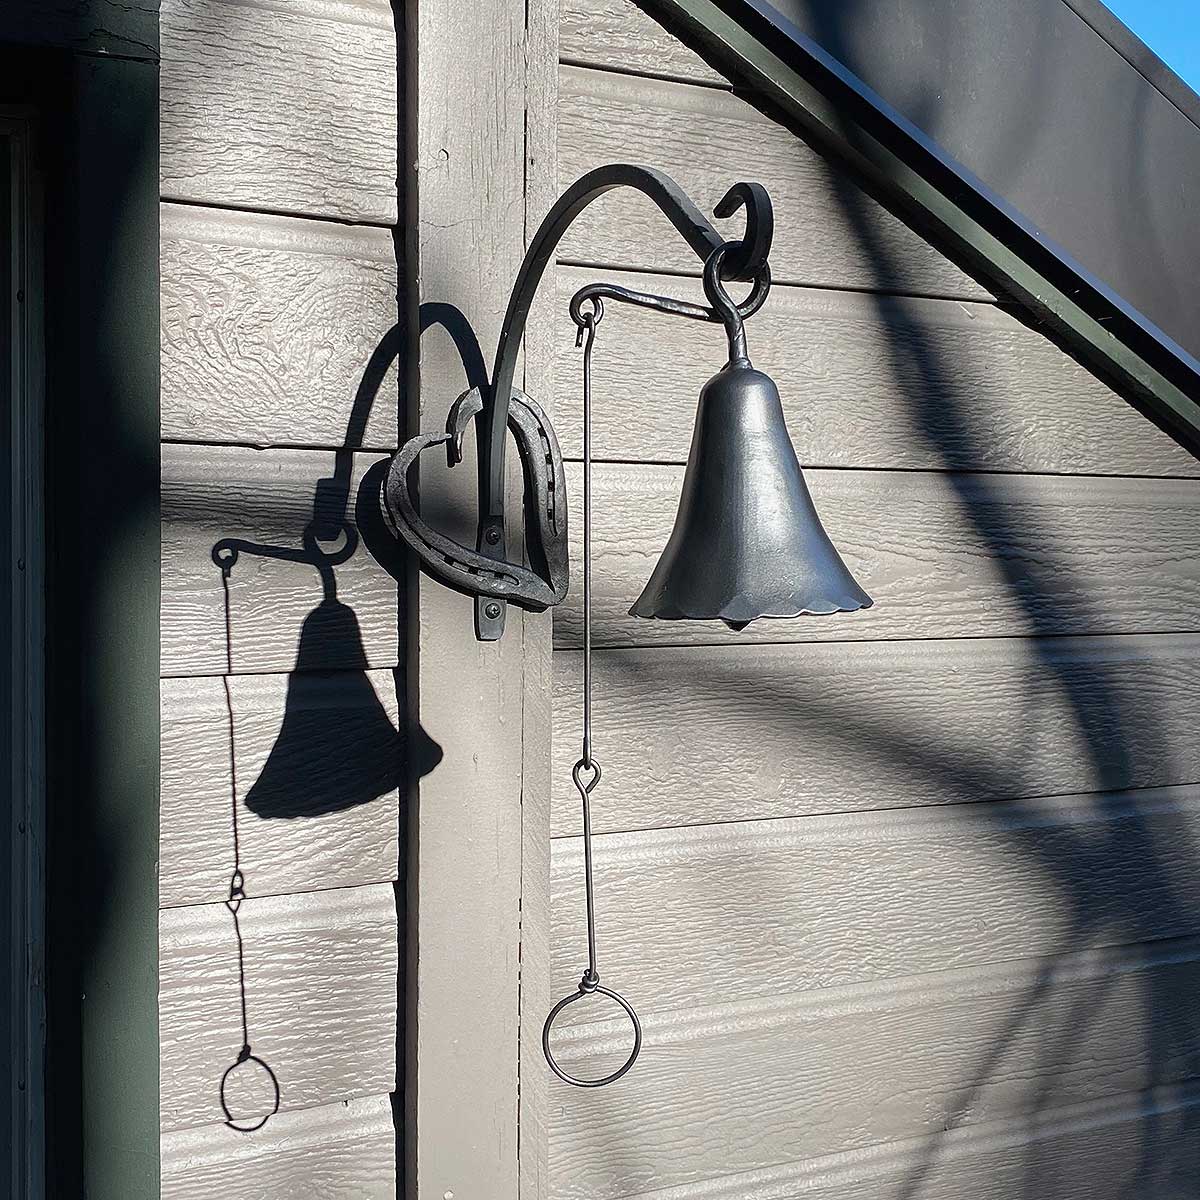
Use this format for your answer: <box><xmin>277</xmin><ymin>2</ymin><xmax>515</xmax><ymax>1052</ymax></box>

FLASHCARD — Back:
<box><xmin>547</xmin><ymin>4</ymin><xmax>1200</xmax><ymax>1198</ymax></box>
<box><xmin>159</xmin><ymin>0</ymin><xmax>399</xmax><ymax>1192</ymax></box>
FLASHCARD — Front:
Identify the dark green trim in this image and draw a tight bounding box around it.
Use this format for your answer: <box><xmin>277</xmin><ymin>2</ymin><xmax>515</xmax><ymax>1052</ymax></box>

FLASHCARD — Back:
<box><xmin>641</xmin><ymin>0</ymin><xmax>1200</xmax><ymax>457</ymax></box>
<box><xmin>0</xmin><ymin>2</ymin><xmax>156</xmax><ymax>61</ymax></box>
<box><xmin>68</xmin><ymin>55</ymin><xmax>160</xmax><ymax>1199</ymax></box>
<box><xmin>3</xmin><ymin>43</ymin><xmax>160</xmax><ymax>1198</ymax></box>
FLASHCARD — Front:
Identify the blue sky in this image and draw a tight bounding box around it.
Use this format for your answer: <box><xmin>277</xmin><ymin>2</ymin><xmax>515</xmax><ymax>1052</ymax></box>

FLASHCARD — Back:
<box><xmin>1103</xmin><ymin>0</ymin><xmax>1200</xmax><ymax>93</ymax></box>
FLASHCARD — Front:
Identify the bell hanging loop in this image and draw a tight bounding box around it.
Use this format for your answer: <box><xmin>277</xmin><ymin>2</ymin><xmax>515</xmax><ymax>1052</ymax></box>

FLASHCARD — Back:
<box><xmin>702</xmin><ymin>243</ymin><xmax>769</xmax><ymax>368</ymax></box>
<box><xmin>573</xmin><ymin>293</ymin><xmax>604</xmax><ymax>347</ymax></box>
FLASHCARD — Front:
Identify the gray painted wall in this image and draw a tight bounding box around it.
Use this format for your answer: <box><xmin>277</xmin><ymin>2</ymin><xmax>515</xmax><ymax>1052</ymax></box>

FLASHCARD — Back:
<box><xmin>549</xmin><ymin>2</ymin><xmax>1200</xmax><ymax>1197</ymax></box>
<box><xmin>158</xmin><ymin>0</ymin><xmax>400</xmax><ymax>1193</ymax></box>
<box><xmin>151</xmin><ymin>0</ymin><xmax>1200</xmax><ymax>1194</ymax></box>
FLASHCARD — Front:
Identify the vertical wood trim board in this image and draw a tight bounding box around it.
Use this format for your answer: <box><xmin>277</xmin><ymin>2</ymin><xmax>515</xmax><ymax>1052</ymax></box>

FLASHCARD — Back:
<box><xmin>518</xmin><ymin>2</ymin><xmax>561</xmax><ymax>1198</ymax></box>
<box><xmin>405</xmin><ymin>2</ymin><xmax>556</xmax><ymax>1198</ymax></box>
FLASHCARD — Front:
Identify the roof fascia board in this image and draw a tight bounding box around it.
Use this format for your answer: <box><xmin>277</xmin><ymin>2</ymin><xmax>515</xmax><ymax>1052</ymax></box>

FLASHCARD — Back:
<box><xmin>641</xmin><ymin>0</ymin><xmax>1200</xmax><ymax>456</ymax></box>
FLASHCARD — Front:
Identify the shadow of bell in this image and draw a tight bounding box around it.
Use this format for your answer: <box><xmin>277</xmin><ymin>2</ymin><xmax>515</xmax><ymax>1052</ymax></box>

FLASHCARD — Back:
<box><xmin>246</xmin><ymin>596</ymin><xmax>442</xmax><ymax>819</ymax></box>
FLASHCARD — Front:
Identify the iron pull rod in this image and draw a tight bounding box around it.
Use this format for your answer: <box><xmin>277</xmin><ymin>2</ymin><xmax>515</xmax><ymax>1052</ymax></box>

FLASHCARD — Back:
<box><xmin>543</xmin><ymin>300</ymin><xmax>642</xmax><ymax>1088</ymax></box>
<box><xmin>578</xmin><ymin>303</ymin><xmax>599</xmax><ymax>983</ymax></box>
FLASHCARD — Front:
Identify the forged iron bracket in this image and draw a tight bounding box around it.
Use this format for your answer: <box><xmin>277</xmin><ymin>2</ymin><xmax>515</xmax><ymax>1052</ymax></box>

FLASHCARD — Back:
<box><xmin>382</xmin><ymin>385</ymin><xmax>569</xmax><ymax>615</ymax></box>
<box><xmin>382</xmin><ymin>163</ymin><xmax>774</xmax><ymax>640</ymax></box>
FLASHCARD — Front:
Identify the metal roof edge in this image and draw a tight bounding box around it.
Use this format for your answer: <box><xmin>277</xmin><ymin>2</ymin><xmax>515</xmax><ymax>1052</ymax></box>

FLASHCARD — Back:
<box><xmin>640</xmin><ymin>0</ymin><xmax>1200</xmax><ymax>457</ymax></box>
<box><xmin>1058</xmin><ymin>0</ymin><xmax>1200</xmax><ymax>136</ymax></box>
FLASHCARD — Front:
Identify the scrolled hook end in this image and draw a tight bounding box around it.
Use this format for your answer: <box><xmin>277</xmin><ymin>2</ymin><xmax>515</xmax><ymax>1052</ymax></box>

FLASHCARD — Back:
<box><xmin>713</xmin><ymin>181</ymin><xmax>773</xmax><ymax>281</ymax></box>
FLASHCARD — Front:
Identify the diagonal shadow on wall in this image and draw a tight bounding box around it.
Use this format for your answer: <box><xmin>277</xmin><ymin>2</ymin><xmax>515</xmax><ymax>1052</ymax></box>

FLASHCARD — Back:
<box><xmin>621</xmin><ymin>1</ymin><xmax>1200</xmax><ymax>1194</ymax></box>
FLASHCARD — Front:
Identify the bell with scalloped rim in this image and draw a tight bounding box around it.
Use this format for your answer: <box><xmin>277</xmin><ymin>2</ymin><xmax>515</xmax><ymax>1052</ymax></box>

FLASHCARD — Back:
<box><xmin>630</xmin><ymin>360</ymin><xmax>872</xmax><ymax>631</ymax></box>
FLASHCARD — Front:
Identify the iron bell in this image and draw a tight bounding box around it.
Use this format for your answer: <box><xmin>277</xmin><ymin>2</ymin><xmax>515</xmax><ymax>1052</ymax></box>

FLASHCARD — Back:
<box><xmin>631</xmin><ymin>351</ymin><xmax>872</xmax><ymax>630</ymax></box>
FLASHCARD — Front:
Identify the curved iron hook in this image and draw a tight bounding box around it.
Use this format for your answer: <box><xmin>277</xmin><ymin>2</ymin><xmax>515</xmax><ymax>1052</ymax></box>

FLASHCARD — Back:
<box><xmin>714</xmin><ymin>181</ymin><xmax>774</xmax><ymax>281</ymax></box>
<box><xmin>383</xmin><ymin>165</ymin><xmax>774</xmax><ymax>637</ymax></box>
<box><xmin>483</xmin><ymin>165</ymin><xmax>774</xmax><ymax>533</ymax></box>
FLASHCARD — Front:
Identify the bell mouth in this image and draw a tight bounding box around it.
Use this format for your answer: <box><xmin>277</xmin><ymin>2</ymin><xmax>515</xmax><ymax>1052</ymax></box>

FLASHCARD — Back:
<box><xmin>630</xmin><ymin>592</ymin><xmax>875</xmax><ymax>628</ymax></box>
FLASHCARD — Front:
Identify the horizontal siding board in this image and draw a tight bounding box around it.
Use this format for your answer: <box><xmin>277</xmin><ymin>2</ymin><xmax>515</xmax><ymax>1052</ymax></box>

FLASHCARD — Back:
<box><xmin>552</xmin><ymin>1083</ymin><xmax>1200</xmax><ymax>1200</ymax></box>
<box><xmin>547</xmin><ymin>942</ymin><xmax>1200</xmax><ymax>1198</ymax></box>
<box><xmin>558</xmin><ymin>65</ymin><xmax>992</xmax><ymax>299</ymax></box>
<box><xmin>161</xmin><ymin>204</ymin><xmax>399</xmax><ymax>449</ymax></box>
<box><xmin>552</xmin><ymin>266</ymin><xmax>1200</xmax><ymax>477</ymax></box>
<box><xmin>160</xmin><ymin>670</ymin><xmax>400</xmax><ymax>907</ymax></box>
<box><xmin>550</xmin><ymin>786</ymin><xmax>1200</xmax><ymax>1013</ymax></box>
<box><xmin>553</xmin><ymin>464</ymin><xmax>1200</xmax><ymax>649</ymax></box>
<box><xmin>162</xmin><ymin>1094</ymin><xmax>395</xmax><ymax>1199</ymax></box>
<box><xmin>161</xmin><ymin>444</ymin><xmax>397</xmax><ymax>676</ymax></box>
<box><xmin>799</xmin><ymin>1085</ymin><xmax>1200</xmax><ymax>1200</ymax></box>
<box><xmin>160</xmin><ymin>0</ymin><xmax>398</xmax><ymax>223</ymax></box>
<box><xmin>561</xmin><ymin>0</ymin><xmax>725</xmax><ymax>83</ymax></box>
<box><xmin>552</xmin><ymin>633</ymin><xmax>1200</xmax><ymax>834</ymax></box>
<box><xmin>159</xmin><ymin>883</ymin><xmax>397</xmax><ymax>1132</ymax></box>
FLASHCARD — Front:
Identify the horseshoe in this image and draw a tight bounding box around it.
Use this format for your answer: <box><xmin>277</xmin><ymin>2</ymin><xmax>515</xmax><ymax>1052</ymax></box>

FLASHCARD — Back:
<box><xmin>382</xmin><ymin>386</ymin><xmax>569</xmax><ymax>611</ymax></box>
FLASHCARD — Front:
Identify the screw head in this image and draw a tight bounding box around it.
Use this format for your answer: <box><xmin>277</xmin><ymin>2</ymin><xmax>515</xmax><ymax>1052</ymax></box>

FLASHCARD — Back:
<box><xmin>485</xmin><ymin>602</ymin><xmax>502</xmax><ymax>620</ymax></box>
<box><xmin>484</xmin><ymin>526</ymin><xmax>502</xmax><ymax>545</ymax></box>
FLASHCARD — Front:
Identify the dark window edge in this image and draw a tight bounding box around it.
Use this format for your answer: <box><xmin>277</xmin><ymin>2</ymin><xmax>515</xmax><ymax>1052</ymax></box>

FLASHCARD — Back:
<box><xmin>3</xmin><ymin>42</ymin><xmax>161</xmax><ymax>1200</ymax></box>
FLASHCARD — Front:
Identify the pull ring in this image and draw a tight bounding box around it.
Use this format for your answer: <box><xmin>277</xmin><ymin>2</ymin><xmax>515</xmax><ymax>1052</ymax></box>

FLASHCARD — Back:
<box><xmin>542</xmin><ymin>980</ymin><xmax>642</xmax><ymax>1089</ymax></box>
<box><xmin>220</xmin><ymin>1046</ymin><xmax>282</xmax><ymax>1132</ymax></box>
<box><xmin>543</xmin><ymin>752</ymin><xmax>643</xmax><ymax>1087</ymax></box>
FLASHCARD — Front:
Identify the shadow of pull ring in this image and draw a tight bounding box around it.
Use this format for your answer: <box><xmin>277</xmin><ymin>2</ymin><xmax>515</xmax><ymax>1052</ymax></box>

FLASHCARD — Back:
<box><xmin>541</xmin><ymin>976</ymin><xmax>642</xmax><ymax>1088</ymax></box>
<box><xmin>219</xmin><ymin>1045</ymin><xmax>281</xmax><ymax>1133</ymax></box>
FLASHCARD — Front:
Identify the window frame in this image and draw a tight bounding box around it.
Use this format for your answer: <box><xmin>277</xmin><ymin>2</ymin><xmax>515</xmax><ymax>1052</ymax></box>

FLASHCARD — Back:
<box><xmin>1</xmin><ymin>110</ymin><xmax>45</xmax><ymax>1200</ymax></box>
